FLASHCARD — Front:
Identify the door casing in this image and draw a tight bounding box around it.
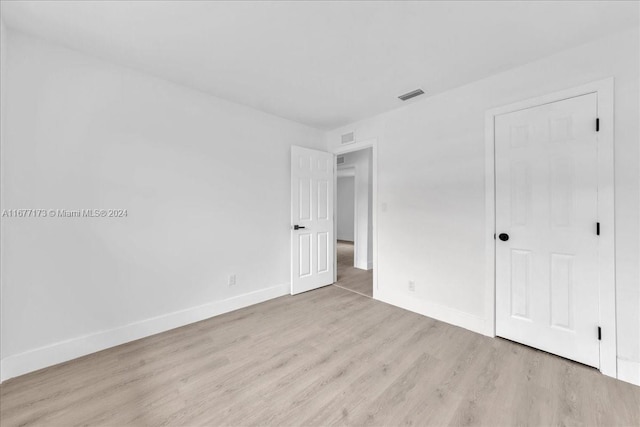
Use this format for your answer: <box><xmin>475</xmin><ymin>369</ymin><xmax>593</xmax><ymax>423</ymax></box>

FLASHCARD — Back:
<box><xmin>332</xmin><ymin>139</ymin><xmax>378</xmax><ymax>295</ymax></box>
<box><xmin>484</xmin><ymin>78</ymin><xmax>616</xmax><ymax>378</ymax></box>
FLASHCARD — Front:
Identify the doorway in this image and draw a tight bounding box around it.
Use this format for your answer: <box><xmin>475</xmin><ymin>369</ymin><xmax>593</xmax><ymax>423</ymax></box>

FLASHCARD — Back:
<box><xmin>334</xmin><ymin>148</ymin><xmax>373</xmax><ymax>297</ymax></box>
<box><xmin>485</xmin><ymin>78</ymin><xmax>616</xmax><ymax>378</ymax></box>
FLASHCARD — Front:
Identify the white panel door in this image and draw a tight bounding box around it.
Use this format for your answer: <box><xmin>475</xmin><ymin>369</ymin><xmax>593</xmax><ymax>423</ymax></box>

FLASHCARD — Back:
<box><xmin>291</xmin><ymin>146</ymin><xmax>334</xmax><ymax>295</ymax></box>
<box><xmin>495</xmin><ymin>93</ymin><xmax>600</xmax><ymax>368</ymax></box>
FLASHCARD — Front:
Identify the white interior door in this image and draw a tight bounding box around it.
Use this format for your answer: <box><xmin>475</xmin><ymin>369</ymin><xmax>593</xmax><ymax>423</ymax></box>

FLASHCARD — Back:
<box><xmin>495</xmin><ymin>93</ymin><xmax>600</xmax><ymax>368</ymax></box>
<box><xmin>291</xmin><ymin>146</ymin><xmax>334</xmax><ymax>295</ymax></box>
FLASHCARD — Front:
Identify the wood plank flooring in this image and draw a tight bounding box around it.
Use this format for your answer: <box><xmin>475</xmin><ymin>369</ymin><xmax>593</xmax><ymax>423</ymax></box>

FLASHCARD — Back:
<box><xmin>334</xmin><ymin>240</ymin><xmax>373</xmax><ymax>298</ymax></box>
<box><xmin>1</xmin><ymin>285</ymin><xmax>639</xmax><ymax>426</ymax></box>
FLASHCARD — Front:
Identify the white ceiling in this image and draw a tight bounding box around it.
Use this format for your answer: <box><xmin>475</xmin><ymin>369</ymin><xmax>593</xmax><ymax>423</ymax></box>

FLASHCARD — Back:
<box><xmin>1</xmin><ymin>1</ymin><xmax>638</xmax><ymax>130</ymax></box>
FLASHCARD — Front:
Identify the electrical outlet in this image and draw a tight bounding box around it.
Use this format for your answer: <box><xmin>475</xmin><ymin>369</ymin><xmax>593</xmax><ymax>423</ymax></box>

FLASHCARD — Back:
<box><xmin>228</xmin><ymin>274</ymin><xmax>236</xmax><ymax>286</ymax></box>
<box><xmin>408</xmin><ymin>280</ymin><xmax>415</xmax><ymax>292</ymax></box>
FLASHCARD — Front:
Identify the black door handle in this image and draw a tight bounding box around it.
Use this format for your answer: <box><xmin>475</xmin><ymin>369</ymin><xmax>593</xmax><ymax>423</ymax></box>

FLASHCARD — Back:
<box><xmin>293</xmin><ymin>225</ymin><xmax>306</xmax><ymax>230</ymax></box>
<box><xmin>498</xmin><ymin>233</ymin><xmax>509</xmax><ymax>242</ymax></box>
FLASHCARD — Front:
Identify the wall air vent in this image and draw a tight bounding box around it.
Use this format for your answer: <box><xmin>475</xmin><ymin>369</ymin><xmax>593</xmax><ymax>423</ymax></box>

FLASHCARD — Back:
<box><xmin>337</xmin><ymin>156</ymin><xmax>345</xmax><ymax>165</ymax></box>
<box><xmin>398</xmin><ymin>88</ymin><xmax>425</xmax><ymax>101</ymax></box>
<box><xmin>341</xmin><ymin>132</ymin><xmax>355</xmax><ymax>145</ymax></box>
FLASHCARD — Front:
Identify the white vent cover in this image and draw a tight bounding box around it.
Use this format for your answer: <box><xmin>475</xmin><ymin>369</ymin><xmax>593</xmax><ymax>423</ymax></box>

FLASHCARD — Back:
<box><xmin>337</xmin><ymin>156</ymin><xmax>345</xmax><ymax>165</ymax></box>
<box><xmin>341</xmin><ymin>132</ymin><xmax>355</xmax><ymax>145</ymax></box>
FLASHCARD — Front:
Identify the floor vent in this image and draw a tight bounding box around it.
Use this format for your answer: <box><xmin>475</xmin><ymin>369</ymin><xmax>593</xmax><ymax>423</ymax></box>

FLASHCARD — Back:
<box><xmin>341</xmin><ymin>132</ymin><xmax>355</xmax><ymax>145</ymax></box>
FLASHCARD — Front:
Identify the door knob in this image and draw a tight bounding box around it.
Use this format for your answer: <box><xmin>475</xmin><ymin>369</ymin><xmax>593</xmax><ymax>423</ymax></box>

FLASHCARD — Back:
<box><xmin>293</xmin><ymin>225</ymin><xmax>306</xmax><ymax>230</ymax></box>
<box><xmin>498</xmin><ymin>233</ymin><xmax>509</xmax><ymax>241</ymax></box>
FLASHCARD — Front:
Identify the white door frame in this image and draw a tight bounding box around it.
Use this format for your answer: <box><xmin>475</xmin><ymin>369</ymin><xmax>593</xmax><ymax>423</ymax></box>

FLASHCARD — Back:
<box><xmin>484</xmin><ymin>78</ymin><xmax>616</xmax><ymax>378</ymax></box>
<box><xmin>332</xmin><ymin>138</ymin><xmax>378</xmax><ymax>295</ymax></box>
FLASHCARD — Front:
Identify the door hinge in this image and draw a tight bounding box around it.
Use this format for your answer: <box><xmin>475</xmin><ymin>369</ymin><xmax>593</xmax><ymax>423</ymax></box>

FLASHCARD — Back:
<box><xmin>596</xmin><ymin>118</ymin><xmax>600</xmax><ymax>132</ymax></box>
<box><xmin>596</xmin><ymin>222</ymin><xmax>600</xmax><ymax>236</ymax></box>
<box><xmin>598</xmin><ymin>326</ymin><xmax>602</xmax><ymax>341</ymax></box>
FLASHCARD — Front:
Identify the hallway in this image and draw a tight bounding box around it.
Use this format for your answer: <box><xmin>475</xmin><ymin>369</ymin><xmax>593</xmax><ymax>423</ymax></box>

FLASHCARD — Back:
<box><xmin>334</xmin><ymin>240</ymin><xmax>373</xmax><ymax>297</ymax></box>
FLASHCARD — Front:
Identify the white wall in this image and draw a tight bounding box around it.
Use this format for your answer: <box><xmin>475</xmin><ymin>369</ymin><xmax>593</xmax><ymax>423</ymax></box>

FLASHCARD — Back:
<box><xmin>336</xmin><ymin>176</ymin><xmax>355</xmax><ymax>242</ymax></box>
<box><xmin>338</xmin><ymin>149</ymin><xmax>373</xmax><ymax>270</ymax></box>
<box><xmin>326</xmin><ymin>27</ymin><xmax>640</xmax><ymax>385</ymax></box>
<box><xmin>0</xmin><ymin>30</ymin><xmax>324</xmax><ymax>381</ymax></box>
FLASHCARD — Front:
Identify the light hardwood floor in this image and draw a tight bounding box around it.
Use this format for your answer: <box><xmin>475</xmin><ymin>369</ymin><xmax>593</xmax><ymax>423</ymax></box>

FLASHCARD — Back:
<box><xmin>334</xmin><ymin>240</ymin><xmax>373</xmax><ymax>298</ymax></box>
<box><xmin>1</xmin><ymin>285</ymin><xmax>639</xmax><ymax>426</ymax></box>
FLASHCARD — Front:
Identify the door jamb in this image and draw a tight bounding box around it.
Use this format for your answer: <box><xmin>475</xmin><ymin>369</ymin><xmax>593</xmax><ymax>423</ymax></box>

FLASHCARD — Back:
<box><xmin>332</xmin><ymin>139</ymin><xmax>378</xmax><ymax>296</ymax></box>
<box><xmin>484</xmin><ymin>77</ymin><xmax>616</xmax><ymax>379</ymax></box>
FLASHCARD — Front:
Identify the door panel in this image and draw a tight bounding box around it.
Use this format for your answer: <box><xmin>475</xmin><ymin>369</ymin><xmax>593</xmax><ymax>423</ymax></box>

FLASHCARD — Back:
<box><xmin>495</xmin><ymin>93</ymin><xmax>599</xmax><ymax>368</ymax></box>
<box><xmin>291</xmin><ymin>146</ymin><xmax>335</xmax><ymax>294</ymax></box>
<box><xmin>298</xmin><ymin>233</ymin><xmax>312</xmax><ymax>277</ymax></box>
<box><xmin>550</xmin><ymin>253</ymin><xmax>574</xmax><ymax>330</ymax></box>
<box><xmin>510</xmin><ymin>249</ymin><xmax>531</xmax><ymax>320</ymax></box>
<box><xmin>298</xmin><ymin>178</ymin><xmax>312</xmax><ymax>221</ymax></box>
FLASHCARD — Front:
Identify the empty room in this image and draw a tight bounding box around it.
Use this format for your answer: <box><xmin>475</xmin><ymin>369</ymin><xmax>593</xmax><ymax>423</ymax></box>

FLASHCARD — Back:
<box><xmin>0</xmin><ymin>1</ymin><xmax>639</xmax><ymax>426</ymax></box>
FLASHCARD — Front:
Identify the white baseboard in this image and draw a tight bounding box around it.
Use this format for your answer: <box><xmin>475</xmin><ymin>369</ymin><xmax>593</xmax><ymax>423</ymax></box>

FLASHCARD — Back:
<box><xmin>617</xmin><ymin>357</ymin><xmax>640</xmax><ymax>386</ymax></box>
<box><xmin>355</xmin><ymin>260</ymin><xmax>373</xmax><ymax>271</ymax></box>
<box><xmin>375</xmin><ymin>288</ymin><xmax>491</xmax><ymax>337</ymax></box>
<box><xmin>0</xmin><ymin>283</ymin><xmax>289</xmax><ymax>383</ymax></box>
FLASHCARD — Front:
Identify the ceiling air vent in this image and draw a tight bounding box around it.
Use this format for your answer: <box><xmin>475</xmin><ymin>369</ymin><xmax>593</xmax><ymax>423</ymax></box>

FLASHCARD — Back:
<box><xmin>398</xmin><ymin>88</ymin><xmax>425</xmax><ymax>101</ymax></box>
<box><xmin>341</xmin><ymin>132</ymin><xmax>355</xmax><ymax>145</ymax></box>
<box><xmin>337</xmin><ymin>156</ymin><xmax>345</xmax><ymax>165</ymax></box>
